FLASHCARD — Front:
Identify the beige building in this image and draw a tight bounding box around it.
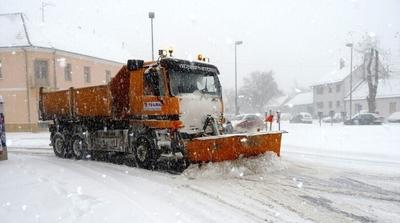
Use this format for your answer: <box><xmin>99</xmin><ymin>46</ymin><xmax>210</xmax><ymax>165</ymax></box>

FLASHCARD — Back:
<box><xmin>0</xmin><ymin>13</ymin><xmax>123</xmax><ymax>131</ymax></box>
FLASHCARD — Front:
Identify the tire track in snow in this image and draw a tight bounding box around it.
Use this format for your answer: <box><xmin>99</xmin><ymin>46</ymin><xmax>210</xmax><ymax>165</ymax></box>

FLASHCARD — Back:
<box><xmin>182</xmin><ymin>184</ymin><xmax>276</xmax><ymax>223</ymax></box>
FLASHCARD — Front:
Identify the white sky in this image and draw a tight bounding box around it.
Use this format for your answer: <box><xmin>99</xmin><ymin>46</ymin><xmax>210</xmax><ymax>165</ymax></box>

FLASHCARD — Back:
<box><xmin>1</xmin><ymin>0</ymin><xmax>399</xmax><ymax>92</ymax></box>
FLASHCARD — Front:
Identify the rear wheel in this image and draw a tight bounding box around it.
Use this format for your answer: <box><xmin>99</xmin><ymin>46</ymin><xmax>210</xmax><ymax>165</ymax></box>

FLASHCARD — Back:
<box><xmin>71</xmin><ymin>135</ymin><xmax>89</xmax><ymax>160</ymax></box>
<box><xmin>52</xmin><ymin>133</ymin><xmax>68</xmax><ymax>158</ymax></box>
<box><xmin>134</xmin><ymin>136</ymin><xmax>160</xmax><ymax>169</ymax></box>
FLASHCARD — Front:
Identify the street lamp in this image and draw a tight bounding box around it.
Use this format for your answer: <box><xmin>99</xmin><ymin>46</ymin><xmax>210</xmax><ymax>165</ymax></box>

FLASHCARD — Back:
<box><xmin>234</xmin><ymin>40</ymin><xmax>243</xmax><ymax>115</ymax></box>
<box><xmin>148</xmin><ymin>12</ymin><xmax>155</xmax><ymax>61</ymax></box>
<box><xmin>346</xmin><ymin>43</ymin><xmax>353</xmax><ymax>119</ymax></box>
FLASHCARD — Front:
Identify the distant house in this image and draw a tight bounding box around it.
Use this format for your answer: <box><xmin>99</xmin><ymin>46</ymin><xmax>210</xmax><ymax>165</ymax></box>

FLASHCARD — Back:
<box><xmin>0</xmin><ymin>13</ymin><xmax>124</xmax><ymax>131</ymax></box>
<box><xmin>311</xmin><ymin>57</ymin><xmax>388</xmax><ymax>118</ymax></box>
<box><xmin>264</xmin><ymin>95</ymin><xmax>289</xmax><ymax>112</ymax></box>
<box><xmin>283</xmin><ymin>91</ymin><xmax>313</xmax><ymax>115</ymax></box>
<box><xmin>344</xmin><ymin>76</ymin><xmax>400</xmax><ymax>119</ymax></box>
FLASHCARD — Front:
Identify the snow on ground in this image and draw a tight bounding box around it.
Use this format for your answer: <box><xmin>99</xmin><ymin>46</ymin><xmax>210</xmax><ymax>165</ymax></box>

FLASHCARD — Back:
<box><xmin>280</xmin><ymin>121</ymin><xmax>400</xmax><ymax>174</ymax></box>
<box><xmin>1</xmin><ymin>123</ymin><xmax>400</xmax><ymax>223</ymax></box>
<box><xmin>6</xmin><ymin>132</ymin><xmax>51</xmax><ymax>149</ymax></box>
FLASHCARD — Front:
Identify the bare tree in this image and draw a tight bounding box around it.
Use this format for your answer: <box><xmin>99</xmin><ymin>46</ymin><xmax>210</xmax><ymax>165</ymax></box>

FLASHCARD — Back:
<box><xmin>357</xmin><ymin>33</ymin><xmax>387</xmax><ymax>113</ymax></box>
<box><xmin>238</xmin><ymin>71</ymin><xmax>282</xmax><ymax>113</ymax></box>
<box><xmin>366</xmin><ymin>49</ymin><xmax>379</xmax><ymax>113</ymax></box>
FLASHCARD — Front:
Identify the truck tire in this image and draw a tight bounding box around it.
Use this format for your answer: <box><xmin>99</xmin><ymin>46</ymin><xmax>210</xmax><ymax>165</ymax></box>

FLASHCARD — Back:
<box><xmin>134</xmin><ymin>135</ymin><xmax>160</xmax><ymax>169</ymax></box>
<box><xmin>71</xmin><ymin>135</ymin><xmax>89</xmax><ymax>160</ymax></box>
<box><xmin>52</xmin><ymin>133</ymin><xmax>68</xmax><ymax>158</ymax></box>
<box><xmin>171</xmin><ymin>159</ymin><xmax>189</xmax><ymax>173</ymax></box>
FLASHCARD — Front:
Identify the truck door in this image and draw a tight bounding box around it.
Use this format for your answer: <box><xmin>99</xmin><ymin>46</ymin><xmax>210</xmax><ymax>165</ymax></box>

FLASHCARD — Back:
<box><xmin>142</xmin><ymin>69</ymin><xmax>164</xmax><ymax>113</ymax></box>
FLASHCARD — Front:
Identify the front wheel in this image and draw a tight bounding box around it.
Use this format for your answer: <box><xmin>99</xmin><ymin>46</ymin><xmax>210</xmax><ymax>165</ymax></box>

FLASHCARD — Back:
<box><xmin>134</xmin><ymin>136</ymin><xmax>160</xmax><ymax>169</ymax></box>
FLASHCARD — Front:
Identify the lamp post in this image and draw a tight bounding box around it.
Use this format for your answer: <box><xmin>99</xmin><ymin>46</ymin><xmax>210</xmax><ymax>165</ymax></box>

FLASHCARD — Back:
<box><xmin>234</xmin><ymin>40</ymin><xmax>243</xmax><ymax>115</ymax></box>
<box><xmin>148</xmin><ymin>12</ymin><xmax>155</xmax><ymax>61</ymax></box>
<box><xmin>346</xmin><ymin>43</ymin><xmax>353</xmax><ymax>119</ymax></box>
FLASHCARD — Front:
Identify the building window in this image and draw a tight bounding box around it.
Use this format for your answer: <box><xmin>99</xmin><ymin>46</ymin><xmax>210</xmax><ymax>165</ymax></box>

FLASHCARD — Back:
<box><xmin>317</xmin><ymin>102</ymin><xmax>324</xmax><ymax>109</ymax></box>
<box><xmin>328</xmin><ymin>85</ymin><xmax>332</xmax><ymax>93</ymax></box>
<box><xmin>336</xmin><ymin>84</ymin><xmax>341</xmax><ymax>92</ymax></box>
<box><xmin>84</xmin><ymin>66</ymin><xmax>91</xmax><ymax>83</ymax></box>
<box><xmin>389</xmin><ymin>102</ymin><xmax>397</xmax><ymax>114</ymax></box>
<box><xmin>105</xmin><ymin>70</ymin><xmax>111</xmax><ymax>83</ymax></box>
<box><xmin>329</xmin><ymin>101</ymin><xmax>332</xmax><ymax>109</ymax></box>
<box><xmin>316</xmin><ymin>86</ymin><xmax>324</xmax><ymax>95</ymax></box>
<box><xmin>336</xmin><ymin>100</ymin><xmax>340</xmax><ymax>108</ymax></box>
<box><xmin>34</xmin><ymin>59</ymin><xmax>49</xmax><ymax>86</ymax></box>
<box><xmin>64</xmin><ymin>63</ymin><xmax>72</xmax><ymax>81</ymax></box>
<box><xmin>0</xmin><ymin>60</ymin><xmax>3</xmax><ymax>78</ymax></box>
<box><xmin>34</xmin><ymin>60</ymin><xmax>49</xmax><ymax>80</ymax></box>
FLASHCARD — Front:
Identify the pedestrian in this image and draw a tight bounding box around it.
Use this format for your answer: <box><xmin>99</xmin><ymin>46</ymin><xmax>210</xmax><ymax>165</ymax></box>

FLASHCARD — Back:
<box><xmin>265</xmin><ymin>110</ymin><xmax>274</xmax><ymax>131</ymax></box>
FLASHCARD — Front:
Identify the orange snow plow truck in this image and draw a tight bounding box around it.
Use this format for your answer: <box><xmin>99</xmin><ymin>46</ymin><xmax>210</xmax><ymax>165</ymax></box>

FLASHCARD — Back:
<box><xmin>39</xmin><ymin>55</ymin><xmax>282</xmax><ymax>171</ymax></box>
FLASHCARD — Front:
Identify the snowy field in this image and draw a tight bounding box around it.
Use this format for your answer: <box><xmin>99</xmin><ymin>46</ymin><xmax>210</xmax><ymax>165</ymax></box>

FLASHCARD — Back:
<box><xmin>1</xmin><ymin>122</ymin><xmax>400</xmax><ymax>223</ymax></box>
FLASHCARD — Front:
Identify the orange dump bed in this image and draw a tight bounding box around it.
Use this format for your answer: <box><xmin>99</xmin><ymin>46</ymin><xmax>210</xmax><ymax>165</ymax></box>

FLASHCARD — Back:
<box><xmin>186</xmin><ymin>132</ymin><xmax>282</xmax><ymax>162</ymax></box>
<box><xmin>40</xmin><ymin>85</ymin><xmax>112</xmax><ymax>119</ymax></box>
<box><xmin>41</xmin><ymin>89</ymin><xmax>72</xmax><ymax>118</ymax></box>
<box><xmin>74</xmin><ymin>86</ymin><xmax>112</xmax><ymax>117</ymax></box>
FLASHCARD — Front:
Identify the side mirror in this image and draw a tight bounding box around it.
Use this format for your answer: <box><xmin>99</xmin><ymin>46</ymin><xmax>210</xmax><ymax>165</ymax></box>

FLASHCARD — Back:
<box><xmin>127</xmin><ymin>59</ymin><xmax>144</xmax><ymax>71</ymax></box>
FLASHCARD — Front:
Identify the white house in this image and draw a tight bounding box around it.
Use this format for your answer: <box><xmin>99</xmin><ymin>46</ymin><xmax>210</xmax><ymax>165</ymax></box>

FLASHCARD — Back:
<box><xmin>312</xmin><ymin>58</ymin><xmax>388</xmax><ymax>118</ymax></box>
<box><xmin>344</xmin><ymin>75</ymin><xmax>400</xmax><ymax>119</ymax></box>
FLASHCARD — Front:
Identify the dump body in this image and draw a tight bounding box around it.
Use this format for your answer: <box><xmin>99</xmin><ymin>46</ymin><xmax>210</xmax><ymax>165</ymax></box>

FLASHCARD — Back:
<box><xmin>39</xmin><ymin>57</ymin><xmax>282</xmax><ymax>171</ymax></box>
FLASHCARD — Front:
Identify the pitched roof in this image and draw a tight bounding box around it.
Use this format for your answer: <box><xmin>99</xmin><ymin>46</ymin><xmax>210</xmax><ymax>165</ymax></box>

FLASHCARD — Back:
<box><xmin>312</xmin><ymin>66</ymin><xmax>350</xmax><ymax>86</ymax></box>
<box><xmin>0</xmin><ymin>13</ymin><xmax>130</xmax><ymax>63</ymax></box>
<box><xmin>345</xmin><ymin>76</ymin><xmax>400</xmax><ymax>100</ymax></box>
<box><xmin>285</xmin><ymin>91</ymin><xmax>313</xmax><ymax>106</ymax></box>
<box><xmin>0</xmin><ymin>13</ymin><xmax>30</xmax><ymax>47</ymax></box>
<box><xmin>265</xmin><ymin>95</ymin><xmax>288</xmax><ymax>107</ymax></box>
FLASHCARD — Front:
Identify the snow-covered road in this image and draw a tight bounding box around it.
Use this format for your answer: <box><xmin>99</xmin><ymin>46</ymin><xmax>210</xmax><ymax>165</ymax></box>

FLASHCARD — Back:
<box><xmin>1</xmin><ymin>123</ymin><xmax>400</xmax><ymax>223</ymax></box>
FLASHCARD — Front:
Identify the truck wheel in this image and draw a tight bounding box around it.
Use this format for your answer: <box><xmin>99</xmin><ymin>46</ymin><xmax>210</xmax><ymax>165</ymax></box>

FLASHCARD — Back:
<box><xmin>172</xmin><ymin>159</ymin><xmax>190</xmax><ymax>173</ymax></box>
<box><xmin>71</xmin><ymin>135</ymin><xmax>89</xmax><ymax>160</ymax></box>
<box><xmin>53</xmin><ymin>133</ymin><xmax>67</xmax><ymax>158</ymax></box>
<box><xmin>134</xmin><ymin>136</ymin><xmax>159</xmax><ymax>169</ymax></box>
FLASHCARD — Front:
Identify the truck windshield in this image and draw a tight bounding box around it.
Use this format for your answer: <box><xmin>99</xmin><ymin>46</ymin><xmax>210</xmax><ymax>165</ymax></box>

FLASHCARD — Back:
<box><xmin>169</xmin><ymin>70</ymin><xmax>221</xmax><ymax>96</ymax></box>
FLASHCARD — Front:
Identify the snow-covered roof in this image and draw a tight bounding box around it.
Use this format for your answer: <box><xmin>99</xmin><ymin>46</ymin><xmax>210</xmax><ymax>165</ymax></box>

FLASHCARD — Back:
<box><xmin>285</xmin><ymin>91</ymin><xmax>313</xmax><ymax>106</ymax></box>
<box><xmin>312</xmin><ymin>66</ymin><xmax>350</xmax><ymax>86</ymax></box>
<box><xmin>0</xmin><ymin>13</ymin><xmax>30</xmax><ymax>47</ymax></box>
<box><xmin>345</xmin><ymin>76</ymin><xmax>400</xmax><ymax>100</ymax></box>
<box><xmin>265</xmin><ymin>95</ymin><xmax>288</xmax><ymax>107</ymax></box>
<box><xmin>0</xmin><ymin>13</ymin><xmax>130</xmax><ymax>63</ymax></box>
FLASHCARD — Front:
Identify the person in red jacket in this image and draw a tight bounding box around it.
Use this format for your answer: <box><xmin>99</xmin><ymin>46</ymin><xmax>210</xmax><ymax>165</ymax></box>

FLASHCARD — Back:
<box><xmin>265</xmin><ymin>110</ymin><xmax>274</xmax><ymax>131</ymax></box>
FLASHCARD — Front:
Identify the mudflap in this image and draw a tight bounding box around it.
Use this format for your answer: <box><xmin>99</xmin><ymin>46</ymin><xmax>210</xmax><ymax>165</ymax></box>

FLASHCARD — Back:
<box><xmin>185</xmin><ymin>131</ymin><xmax>283</xmax><ymax>163</ymax></box>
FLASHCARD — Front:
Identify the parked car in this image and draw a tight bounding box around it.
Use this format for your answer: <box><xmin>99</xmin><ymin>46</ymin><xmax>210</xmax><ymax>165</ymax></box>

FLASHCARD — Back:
<box><xmin>387</xmin><ymin>112</ymin><xmax>400</xmax><ymax>123</ymax></box>
<box><xmin>279</xmin><ymin>113</ymin><xmax>292</xmax><ymax>121</ymax></box>
<box><xmin>322</xmin><ymin>113</ymin><xmax>343</xmax><ymax>123</ymax></box>
<box><xmin>344</xmin><ymin>113</ymin><xmax>383</xmax><ymax>125</ymax></box>
<box><xmin>290</xmin><ymin>112</ymin><xmax>313</xmax><ymax>124</ymax></box>
<box><xmin>231</xmin><ymin>114</ymin><xmax>264</xmax><ymax>132</ymax></box>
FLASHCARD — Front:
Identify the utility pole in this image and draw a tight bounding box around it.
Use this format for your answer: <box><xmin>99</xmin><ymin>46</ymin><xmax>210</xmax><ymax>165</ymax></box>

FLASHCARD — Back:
<box><xmin>346</xmin><ymin>43</ymin><xmax>354</xmax><ymax>118</ymax></box>
<box><xmin>234</xmin><ymin>40</ymin><xmax>243</xmax><ymax>115</ymax></box>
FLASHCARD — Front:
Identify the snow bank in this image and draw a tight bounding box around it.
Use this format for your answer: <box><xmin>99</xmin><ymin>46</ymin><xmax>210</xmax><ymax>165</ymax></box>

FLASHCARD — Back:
<box><xmin>6</xmin><ymin>132</ymin><xmax>51</xmax><ymax>149</ymax></box>
<box><xmin>183</xmin><ymin>152</ymin><xmax>286</xmax><ymax>179</ymax></box>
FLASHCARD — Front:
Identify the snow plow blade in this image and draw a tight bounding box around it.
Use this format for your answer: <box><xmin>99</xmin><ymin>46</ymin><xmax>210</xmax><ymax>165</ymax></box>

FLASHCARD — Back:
<box><xmin>186</xmin><ymin>132</ymin><xmax>282</xmax><ymax>162</ymax></box>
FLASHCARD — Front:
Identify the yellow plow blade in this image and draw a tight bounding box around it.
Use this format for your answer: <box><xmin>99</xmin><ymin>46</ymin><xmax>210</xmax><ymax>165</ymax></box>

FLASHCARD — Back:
<box><xmin>186</xmin><ymin>132</ymin><xmax>282</xmax><ymax>163</ymax></box>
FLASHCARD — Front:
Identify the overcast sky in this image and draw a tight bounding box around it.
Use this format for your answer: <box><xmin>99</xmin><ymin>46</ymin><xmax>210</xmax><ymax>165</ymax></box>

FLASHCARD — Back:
<box><xmin>1</xmin><ymin>0</ymin><xmax>399</xmax><ymax>93</ymax></box>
